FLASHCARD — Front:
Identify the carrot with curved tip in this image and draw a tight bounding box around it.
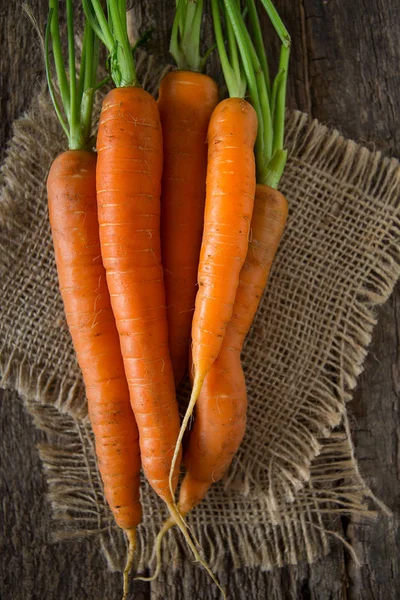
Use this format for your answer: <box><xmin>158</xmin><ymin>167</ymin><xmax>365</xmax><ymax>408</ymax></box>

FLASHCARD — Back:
<box><xmin>179</xmin><ymin>0</ymin><xmax>291</xmax><ymax>514</ymax></box>
<box><xmin>168</xmin><ymin>0</ymin><xmax>257</xmax><ymax>501</ymax></box>
<box><xmin>48</xmin><ymin>152</ymin><xmax>141</xmax><ymax>595</ymax></box>
<box><xmin>159</xmin><ymin>0</ymin><xmax>219</xmax><ymax>387</ymax></box>
<box><xmin>44</xmin><ymin>4</ymin><xmax>141</xmax><ymax>598</ymax></box>
<box><xmin>178</xmin><ymin>0</ymin><xmax>291</xmax><ymax>513</ymax></box>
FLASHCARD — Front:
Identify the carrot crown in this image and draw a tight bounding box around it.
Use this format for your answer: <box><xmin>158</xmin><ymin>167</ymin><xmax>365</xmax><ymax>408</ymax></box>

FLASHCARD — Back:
<box><xmin>83</xmin><ymin>0</ymin><xmax>138</xmax><ymax>88</ymax></box>
<box><xmin>170</xmin><ymin>0</ymin><xmax>212</xmax><ymax>72</ymax></box>
<box><xmin>45</xmin><ymin>0</ymin><xmax>101</xmax><ymax>150</ymax></box>
<box><xmin>214</xmin><ymin>0</ymin><xmax>291</xmax><ymax>189</ymax></box>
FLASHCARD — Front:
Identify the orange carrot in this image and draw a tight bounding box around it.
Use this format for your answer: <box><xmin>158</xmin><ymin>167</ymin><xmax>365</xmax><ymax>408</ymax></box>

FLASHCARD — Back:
<box><xmin>48</xmin><ymin>150</ymin><xmax>141</xmax><ymax>595</ymax></box>
<box><xmin>159</xmin><ymin>70</ymin><xmax>219</xmax><ymax>386</ymax></box>
<box><xmin>169</xmin><ymin>96</ymin><xmax>258</xmax><ymax>494</ymax></box>
<box><xmin>178</xmin><ymin>0</ymin><xmax>291</xmax><ymax>513</ymax></box>
<box><xmin>45</xmin><ymin>5</ymin><xmax>142</xmax><ymax>596</ymax></box>
<box><xmin>180</xmin><ymin>184</ymin><xmax>288</xmax><ymax>513</ymax></box>
<box><xmin>82</xmin><ymin>0</ymin><xmax>183</xmax><ymax>508</ymax></box>
<box><xmin>88</xmin><ymin>4</ymin><xmax>224</xmax><ymax>590</ymax></box>
<box><xmin>96</xmin><ymin>85</ymin><xmax>181</xmax><ymax>504</ymax></box>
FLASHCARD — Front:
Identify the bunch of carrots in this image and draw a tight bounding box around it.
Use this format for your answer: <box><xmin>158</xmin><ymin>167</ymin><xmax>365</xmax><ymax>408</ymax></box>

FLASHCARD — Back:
<box><xmin>44</xmin><ymin>0</ymin><xmax>290</xmax><ymax>597</ymax></box>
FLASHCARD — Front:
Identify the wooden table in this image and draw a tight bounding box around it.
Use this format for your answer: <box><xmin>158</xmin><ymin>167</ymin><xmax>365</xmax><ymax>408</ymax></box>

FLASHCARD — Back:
<box><xmin>1</xmin><ymin>1</ymin><xmax>399</xmax><ymax>598</ymax></box>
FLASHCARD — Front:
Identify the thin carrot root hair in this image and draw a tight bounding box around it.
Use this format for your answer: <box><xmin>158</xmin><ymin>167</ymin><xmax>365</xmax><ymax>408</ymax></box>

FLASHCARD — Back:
<box><xmin>167</xmin><ymin>503</ymin><xmax>226</xmax><ymax>598</ymax></box>
<box><xmin>122</xmin><ymin>528</ymin><xmax>136</xmax><ymax>600</ymax></box>
<box><xmin>169</xmin><ymin>374</ymin><xmax>204</xmax><ymax>500</ymax></box>
<box><xmin>136</xmin><ymin>505</ymin><xmax>224</xmax><ymax>594</ymax></box>
<box><xmin>135</xmin><ymin>517</ymin><xmax>175</xmax><ymax>583</ymax></box>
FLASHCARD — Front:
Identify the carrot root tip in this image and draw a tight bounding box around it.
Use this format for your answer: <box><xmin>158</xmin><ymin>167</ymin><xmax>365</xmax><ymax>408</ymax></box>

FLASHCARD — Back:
<box><xmin>168</xmin><ymin>374</ymin><xmax>204</xmax><ymax>500</ymax></box>
<box><xmin>134</xmin><ymin>517</ymin><xmax>175</xmax><ymax>582</ymax></box>
<box><xmin>167</xmin><ymin>503</ymin><xmax>226</xmax><ymax>598</ymax></box>
<box><xmin>122</xmin><ymin>528</ymin><xmax>136</xmax><ymax>600</ymax></box>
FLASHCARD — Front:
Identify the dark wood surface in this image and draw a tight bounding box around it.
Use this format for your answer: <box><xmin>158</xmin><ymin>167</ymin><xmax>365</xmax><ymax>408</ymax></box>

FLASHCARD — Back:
<box><xmin>1</xmin><ymin>1</ymin><xmax>399</xmax><ymax>598</ymax></box>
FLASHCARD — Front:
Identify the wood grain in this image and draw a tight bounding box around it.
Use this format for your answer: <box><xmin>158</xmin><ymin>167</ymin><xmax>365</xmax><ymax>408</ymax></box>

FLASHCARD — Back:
<box><xmin>1</xmin><ymin>0</ymin><xmax>399</xmax><ymax>598</ymax></box>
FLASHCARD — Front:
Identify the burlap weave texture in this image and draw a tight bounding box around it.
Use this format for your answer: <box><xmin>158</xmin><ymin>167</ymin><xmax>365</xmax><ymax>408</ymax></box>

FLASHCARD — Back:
<box><xmin>1</xmin><ymin>58</ymin><xmax>400</xmax><ymax>574</ymax></box>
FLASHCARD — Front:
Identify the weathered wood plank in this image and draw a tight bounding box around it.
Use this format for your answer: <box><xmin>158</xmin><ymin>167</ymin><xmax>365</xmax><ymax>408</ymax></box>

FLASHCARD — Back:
<box><xmin>1</xmin><ymin>0</ymin><xmax>400</xmax><ymax>599</ymax></box>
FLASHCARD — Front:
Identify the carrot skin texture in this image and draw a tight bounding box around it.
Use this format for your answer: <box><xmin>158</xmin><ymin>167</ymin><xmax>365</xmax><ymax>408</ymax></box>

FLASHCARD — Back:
<box><xmin>192</xmin><ymin>98</ymin><xmax>258</xmax><ymax>381</ymax></box>
<box><xmin>158</xmin><ymin>71</ymin><xmax>219</xmax><ymax>386</ymax></box>
<box><xmin>180</xmin><ymin>184</ymin><xmax>288</xmax><ymax>513</ymax></box>
<box><xmin>47</xmin><ymin>150</ymin><xmax>142</xmax><ymax>531</ymax></box>
<box><xmin>96</xmin><ymin>88</ymin><xmax>181</xmax><ymax>503</ymax></box>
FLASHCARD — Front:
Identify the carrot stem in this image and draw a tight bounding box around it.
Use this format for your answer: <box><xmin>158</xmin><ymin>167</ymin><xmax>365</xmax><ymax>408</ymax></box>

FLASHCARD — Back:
<box><xmin>170</xmin><ymin>0</ymin><xmax>205</xmax><ymax>72</ymax></box>
<box><xmin>49</xmin><ymin>0</ymin><xmax>70</xmax><ymax>117</ymax></box>
<box><xmin>272</xmin><ymin>44</ymin><xmax>290</xmax><ymax>153</ymax></box>
<box><xmin>83</xmin><ymin>0</ymin><xmax>137</xmax><ymax>87</ymax></box>
<box><xmin>258</xmin><ymin>0</ymin><xmax>291</xmax><ymax>47</ymax></box>
<box><xmin>222</xmin><ymin>0</ymin><xmax>266</xmax><ymax>168</ymax></box>
<box><xmin>246</xmin><ymin>0</ymin><xmax>271</xmax><ymax>96</ymax></box>
<box><xmin>44</xmin><ymin>9</ymin><xmax>69</xmax><ymax>139</ymax></box>
<box><xmin>224</xmin><ymin>1</ymin><xmax>241</xmax><ymax>83</ymax></box>
<box><xmin>66</xmin><ymin>0</ymin><xmax>81</xmax><ymax>149</ymax></box>
<box><xmin>45</xmin><ymin>1</ymin><xmax>99</xmax><ymax>150</ymax></box>
<box><xmin>109</xmin><ymin>0</ymin><xmax>136</xmax><ymax>86</ymax></box>
<box><xmin>223</xmin><ymin>0</ymin><xmax>290</xmax><ymax>188</ymax></box>
<box><xmin>85</xmin><ymin>0</ymin><xmax>114</xmax><ymax>49</ymax></box>
<box><xmin>80</xmin><ymin>27</ymin><xmax>99</xmax><ymax>145</ymax></box>
<box><xmin>77</xmin><ymin>23</ymin><xmax>89</xmax><ymax>106</ymax></box>
<box><xmin>210</xmin><ymin>0</ymin><xmax>245</xmax><ymax>98</ymax></box>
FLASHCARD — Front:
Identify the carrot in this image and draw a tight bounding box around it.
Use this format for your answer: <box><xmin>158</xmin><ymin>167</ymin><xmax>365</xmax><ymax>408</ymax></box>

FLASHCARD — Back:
<box><xmin>48</xmin><ymin>149</ymin><xmax>141</xmax><ymax>559</ymax></box>
<box><xmin>179</xmin><ymin>0</ymin><xmax>291</xmax><ymax>513</ymax></box>
<box><xmin>180</xmin><ymin>184</ymin><xmax>288</xmax><ymax>513</ymax></box>
<box><xmin>44</xmin><ymin>4</ymin><xmax>140</xmax><ymax>598</ymax></box>
<box><xmin>84</xmin><ymin>1</ymin><xmax>223</xmax><ymax>589</ymax></box>
<box><xmin>159</xmin><ymin>1</ymin><xmax>219</xmax><ymax>386</ymax></box>
<box><xmin>83</xmin><ymin>0</ymin><xmax>181</xmax><ymax>507</ymax></box>
<box><xmin>168</xmin><ymin>0</ymin><xmax>258</xmax><ymax>502</ymax></box>
<box><xmin>159</xmin><ymin>70</ymin><xmax>218</xmax><ymax>386</ymax></box>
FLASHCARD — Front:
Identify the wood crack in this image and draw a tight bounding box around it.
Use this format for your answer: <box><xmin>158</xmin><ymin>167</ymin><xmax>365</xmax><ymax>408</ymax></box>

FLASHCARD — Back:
<box><xmin>298</xmin><ymin>0</ymin><xmax>312</xmax><ymax>116</ymax></box>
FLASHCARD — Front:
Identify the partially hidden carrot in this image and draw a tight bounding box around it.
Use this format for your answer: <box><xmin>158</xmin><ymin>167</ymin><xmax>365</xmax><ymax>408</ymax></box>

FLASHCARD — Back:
<box><xmin>169</xmin><ymin>0</ymin><xmax>257</xmax><ymax>503</ymax></box>
<box><xmin>179</xmin><ymin>0</ymin><xmax>291</xmax><ymax>514</ymax></box>
<box><xmin>159</xmin><ymin>0</ymin><xmax>219</xmax><ymax>386</ymax></box>
<box><xmin>179</xmin><ymin>184</ymin><xmax>288</xmax><ymax>513</ymax></box>
<box><xmin>44</xmin><ymin>4</ymin><xmax>141</xmax><ymax>598</ymax></box>
<box><xmin>159</xmin><ymin>70</ymin><xmax>218</xmax><ymax>386</ymax></box>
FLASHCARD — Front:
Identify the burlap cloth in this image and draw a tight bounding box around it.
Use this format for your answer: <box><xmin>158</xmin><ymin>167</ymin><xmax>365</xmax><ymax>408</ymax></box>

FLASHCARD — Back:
<box><xmin>1</xmin><ymin>54</ymin><xmax>400</xmax><ymax>576</ymax></box>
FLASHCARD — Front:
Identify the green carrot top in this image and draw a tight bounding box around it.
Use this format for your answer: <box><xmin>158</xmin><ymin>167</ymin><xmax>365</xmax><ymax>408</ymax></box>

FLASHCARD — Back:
<box><xmin>212</xmin><ymin>0</ymin><xmax>291</xmax><ymax>189</ymax></box>
<box><xmin>46</xmin><ymin>0</ymin><xmax>101</xmax><ymax>150</ymax></box>
<box><xmin>83</xmin><ymin>0</ymin><xmax>139</xmax><ymax>88</ymax></box>
<box><xmin>170</xmin><ymin>0</ymin><xmax>214</xmax><ymax>72</ymax></box>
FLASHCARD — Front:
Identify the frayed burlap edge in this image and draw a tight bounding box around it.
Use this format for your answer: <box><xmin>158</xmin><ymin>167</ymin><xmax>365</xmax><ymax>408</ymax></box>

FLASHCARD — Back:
<box><xmin>28</xmin><ymin>399</ymin><xmax>378</xmax><ymax>574</ymax></box>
